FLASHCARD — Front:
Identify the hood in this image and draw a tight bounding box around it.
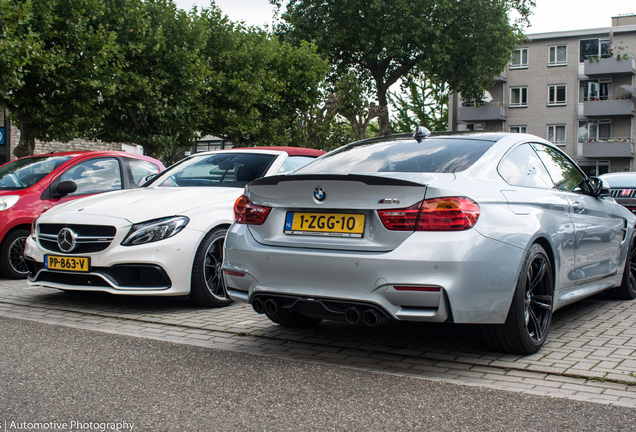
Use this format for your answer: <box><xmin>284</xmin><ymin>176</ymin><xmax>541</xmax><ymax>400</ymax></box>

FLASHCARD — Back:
<box><xmin>46</xmin><ymin>187</ymin><xmax>244</xmax><ymax>222</ymax></box>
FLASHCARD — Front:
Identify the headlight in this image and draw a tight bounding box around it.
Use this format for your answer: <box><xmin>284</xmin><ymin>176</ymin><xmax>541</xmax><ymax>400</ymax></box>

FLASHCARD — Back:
<box><xmin>0</xmin><ymin>195</ymin><xmax>19</xmax><ymax>211</ymax></box>
<box><xmin>121</xmin><ymin>216</ymin><xmax>189</xmax><ymax>246</ymax></box>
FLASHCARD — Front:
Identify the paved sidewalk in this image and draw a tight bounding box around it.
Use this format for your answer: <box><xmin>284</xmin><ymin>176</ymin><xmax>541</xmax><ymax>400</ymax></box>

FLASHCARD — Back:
<box><xmin>1</xmin><ymin>281</ymin><xmax>635</xmax><ymax>407</ymax></box>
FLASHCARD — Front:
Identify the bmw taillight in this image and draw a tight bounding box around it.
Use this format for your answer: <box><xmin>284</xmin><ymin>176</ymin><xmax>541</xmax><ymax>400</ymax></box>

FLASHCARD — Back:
<box><xmin>378</xmin><ymin>197</ymin><xmax>480</xmax><ymax>231</ymax></box>
<box><xmin>234</xmin><ymin>195</ymin><xmax>272</xmax><ymax>225</ymax></box>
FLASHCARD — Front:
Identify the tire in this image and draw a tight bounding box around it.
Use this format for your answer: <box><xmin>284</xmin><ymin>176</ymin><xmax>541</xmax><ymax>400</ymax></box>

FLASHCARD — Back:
<box><xmin>188</xmin><ymin>227</ymin><xmax>233</xmax><ymax>308</ymax></box>
<box><xmin>605</xmin><ymin>232</ymin><xmax>636</xmax><ymax>300</ymax></box>
<box><xmin>481</xmin><ymin>244</ymin><xmax>554</xmax><ymax>355</ymax></box>
<box><xmin>0</xmin><ymin>229</ymin><xmax>31</xmax><ymax>279</ymax></box>
<box><xmin>266</xmin><ymin>310</ymin><xmax>323</xmax><ymax>328</ymax></box>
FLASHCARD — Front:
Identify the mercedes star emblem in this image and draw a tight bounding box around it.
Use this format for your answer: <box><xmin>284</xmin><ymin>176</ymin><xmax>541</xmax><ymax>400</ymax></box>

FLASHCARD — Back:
<box><xmin>57</xmin><ymin>228</ymin><xmax>78</xmax><ymax>253</ymax></box>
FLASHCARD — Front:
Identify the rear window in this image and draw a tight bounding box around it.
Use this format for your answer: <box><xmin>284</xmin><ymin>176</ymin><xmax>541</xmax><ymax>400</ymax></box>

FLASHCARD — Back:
<box><xmin>297</xmin><ymin>138</ymin><xmax>495</xmax><ymax>174</ymax></box>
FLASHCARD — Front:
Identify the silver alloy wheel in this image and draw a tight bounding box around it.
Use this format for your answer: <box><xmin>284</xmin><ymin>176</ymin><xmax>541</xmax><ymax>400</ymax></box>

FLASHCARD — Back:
<box><xmin>203</xmin><ymin>235</ymin><xmax>228</xmax><ymax>300</ymax></box>
<box><xmin>523</xmin><ymin>254</ymin><xmax>553</xmax><ymax>343</ymax></box>
<box><xmin>9</xmin><ymin>235</ymin><xmax>29</xmax><ymax>275</ymax></box>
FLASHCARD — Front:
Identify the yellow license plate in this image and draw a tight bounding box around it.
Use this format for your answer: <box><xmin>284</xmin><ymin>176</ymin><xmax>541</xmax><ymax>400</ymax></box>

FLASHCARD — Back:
<box><xmin>284</xmin><ymin>212</ymin><xmax>365</xmax><ymax>237</ymax></box>
<box><xmin>45</xmin><ymin>255</ymin><xmax>90</xmax><ymax>272</ymax></box>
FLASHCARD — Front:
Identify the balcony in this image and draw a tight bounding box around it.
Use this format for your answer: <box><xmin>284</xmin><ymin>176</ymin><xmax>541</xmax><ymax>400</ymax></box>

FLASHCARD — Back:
<box><xmin>583</xmin><ymin>96</ymin><xmax>634</xmax><ymax>117</ymax></box>
<box><xmin>584</xmin><ymin>55</ymin><xmax>636</xmax><ymax>76</ymax></box>
<box><xmin>457</xmin><ymin>102</ymin><xmax>506</xmax><ymax>122</ymax></box>
<box><xmin>581</xmin><ymin>138</ymin><xmax>634</xmax><ymax>158</ymax></box>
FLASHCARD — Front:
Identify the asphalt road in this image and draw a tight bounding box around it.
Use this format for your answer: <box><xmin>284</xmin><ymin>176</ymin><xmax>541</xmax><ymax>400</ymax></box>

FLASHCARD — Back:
<box><xmin>0</xmin><ymin>317</ymin><xmax>635</xmax><ymax>432</ymax></box>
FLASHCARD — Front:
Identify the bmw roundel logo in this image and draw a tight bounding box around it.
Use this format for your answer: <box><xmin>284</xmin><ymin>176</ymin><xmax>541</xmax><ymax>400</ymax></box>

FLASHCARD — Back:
<box><xmin>314</xmin><ymin>187</ymin><xmax>326</xmax><ymax>201</ymax></box>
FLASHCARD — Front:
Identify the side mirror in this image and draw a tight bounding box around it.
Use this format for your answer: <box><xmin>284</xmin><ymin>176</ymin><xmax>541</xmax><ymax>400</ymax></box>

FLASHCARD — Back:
<box><xmin>54</xmin><ymin>180</ymin><xmax>77</xmax><ymax>198</ymax></box>
<box><xmin>590</xmin><ymin>177</ymin><xmax>611</xmax><ymax>198</ymax></box>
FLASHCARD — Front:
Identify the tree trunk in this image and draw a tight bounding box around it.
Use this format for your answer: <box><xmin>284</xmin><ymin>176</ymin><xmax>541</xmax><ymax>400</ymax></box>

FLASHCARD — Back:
<box><xmin>376</xmin><ymin>84</ymin><xmax>391</xmax><ymax>137</ymax></box>
<box><xmin>13</xmin><ymin>116</ymin><xmax>36</xmax><ymax>158</ymax></box>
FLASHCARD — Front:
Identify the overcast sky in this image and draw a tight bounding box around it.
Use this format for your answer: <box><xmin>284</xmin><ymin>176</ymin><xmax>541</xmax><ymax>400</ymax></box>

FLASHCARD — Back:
<box><xmin>173</xmin><ymin>0</ymin><xmax>636</xmax><ymax>34</ymax></box>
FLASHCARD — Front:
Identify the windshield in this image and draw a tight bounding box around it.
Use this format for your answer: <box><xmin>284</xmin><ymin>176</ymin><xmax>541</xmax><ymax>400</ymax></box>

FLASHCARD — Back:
<box><xmin>151</xmin><ymin>152</ymin><xmax>277</xmax><ymax>188</ymax></box>
<box><xmin>0</xmin><ymin>156</ymin><xmax>72</xmax><ymax>190</ymax></box>
<box><xmin>296</xmin><ymin>137</ymin><xmax>495</xmax><ymax>174</ymax></box>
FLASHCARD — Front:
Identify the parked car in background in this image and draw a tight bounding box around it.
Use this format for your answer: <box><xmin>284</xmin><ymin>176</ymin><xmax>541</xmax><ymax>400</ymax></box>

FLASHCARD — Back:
<box><xmin>0</xmin><ymin>151</ymin><xmax>165</xmax><ymax>279</ymax></box>
<box><xmin>24</xmin><ymin>147</ymin><xmax>325</xmax><ymax>307</ymax></box>
<box><xmin>598</xmin><ymin>172</ymin><xmax>636</xmax><ymax>215</ymax></box>
<box><xmin>223</xmin><ymin>129</ymin><xmax>636</xmax><ymax>355</ymax></box>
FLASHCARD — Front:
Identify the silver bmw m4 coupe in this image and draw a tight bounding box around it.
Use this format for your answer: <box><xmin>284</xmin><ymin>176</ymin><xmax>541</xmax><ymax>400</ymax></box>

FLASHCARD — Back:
<box><xmin>223</xmin><ymin>129</ymin><xmax>636</xmax><ymax>354</ymax></box>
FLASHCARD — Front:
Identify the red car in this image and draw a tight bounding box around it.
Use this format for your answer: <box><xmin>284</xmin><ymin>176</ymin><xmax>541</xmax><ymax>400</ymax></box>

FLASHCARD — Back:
<box><xmin>0</xmin><ymin>151</ymin><xmax>165</xmax><ymax>279</ymax></box>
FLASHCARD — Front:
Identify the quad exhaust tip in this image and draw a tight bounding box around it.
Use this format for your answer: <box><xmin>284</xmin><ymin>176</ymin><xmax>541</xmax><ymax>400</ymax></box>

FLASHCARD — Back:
<box><xmin>264</xmin><ymin>298</ymin><xmax>279</xmax><ymax>316</ymax></box>
<box><xmin>344</xmin><ymin>307</ymin><xmax>361</xmax><ymax>325</ymax></box>
<box><xmin>252</xmin><ymin>298</ymin><xmax>265</xmax><ymax>314</ymax></box>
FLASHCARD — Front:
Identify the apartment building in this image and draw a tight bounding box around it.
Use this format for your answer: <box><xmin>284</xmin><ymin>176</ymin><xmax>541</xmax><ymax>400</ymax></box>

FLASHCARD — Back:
<box><xmin>449</xmin><ymin>15</ymin><xmax>636</xmax><ymax>177</ymax></box>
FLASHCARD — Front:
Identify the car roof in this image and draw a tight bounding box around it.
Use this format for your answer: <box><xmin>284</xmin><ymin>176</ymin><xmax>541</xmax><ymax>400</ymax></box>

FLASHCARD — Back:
<box><xmin>217</xmin><ymin>146</ymin><xmax>325</xmax><ymax>157</ymax></box>
<box><xmin>7</xmin><ymin>151</ymin><xmax>165</xmax><ymax>168</ymax></box>
<box><xmin>599</xmin><ymin>172</ymin><xmax>636</xmax><ymax>187</ymax></box>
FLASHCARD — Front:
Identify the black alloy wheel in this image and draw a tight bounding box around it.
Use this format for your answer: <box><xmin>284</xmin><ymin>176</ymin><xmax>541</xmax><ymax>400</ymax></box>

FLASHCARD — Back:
<box><xmin>523</xmin><ymin>252</ymin><xmax>553</xmax><ymax>344</ymax></box>
<box><xmin>0</xmin><ymin>229</ymin><xmax>31</xmax><ymax>279</ymax></box>
<box><xmin>606</xmin><ymin>231</ymin><xmax>636</xmax><ymax>300</ymax></box>
<box><xmin>481</xmin><ymin>244</ymin><xmax>554</xmax><ymax>355</ymax></box>
<box><xmin>189</xmin><ymin>227</ymin><xmax>233</xmax><ymax>307</ymax></box>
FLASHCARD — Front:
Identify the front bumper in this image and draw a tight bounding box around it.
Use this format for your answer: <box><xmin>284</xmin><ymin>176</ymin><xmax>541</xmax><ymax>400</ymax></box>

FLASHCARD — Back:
<box><xmin>223</xmin><ymin>224</ymin><xmax>525</xmax><ymax>324</ymax></box>
<box><xmin>24</xmin><ymin>227</ymin><xmax>204</xmax><ymax>296</ymax></box>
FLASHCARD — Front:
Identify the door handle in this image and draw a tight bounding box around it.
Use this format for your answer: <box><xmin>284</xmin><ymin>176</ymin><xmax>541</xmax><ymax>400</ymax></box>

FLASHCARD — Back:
<box><xmin>571</xmin><ymin>202</ymin><xmax>584</xmax><ymax>213</ymax></box>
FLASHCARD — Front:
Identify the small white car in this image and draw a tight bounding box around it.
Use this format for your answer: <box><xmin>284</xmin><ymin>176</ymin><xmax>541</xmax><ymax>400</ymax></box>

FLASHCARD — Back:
<box><xmin>24</xmin><ymin>147</ymin><xmax>324</xmax><ymax>307</ymax></box>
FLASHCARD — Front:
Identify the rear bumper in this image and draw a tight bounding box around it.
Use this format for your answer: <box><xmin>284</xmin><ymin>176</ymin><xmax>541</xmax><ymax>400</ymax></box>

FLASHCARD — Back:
<box><xmin>223</xmin><ymin>224</ymin><xmax>525</xmax><ymax>324</ymax></box>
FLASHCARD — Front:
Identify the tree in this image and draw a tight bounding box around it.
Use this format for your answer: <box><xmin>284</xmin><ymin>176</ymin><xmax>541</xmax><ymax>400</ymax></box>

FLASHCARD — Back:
<box><xmin>0</xmin><ymin>0</ymin><xmax>118</xmax><ymax>158</ymax></box>
<box><xmin>0</xmin><ymin>0</ymin><xmax>37</xmax><ymax>97</ymax></box>
<box><xmin>199</xmin><ymin>23</ymin><xmax>329</xmax><ymax>147</ymax></box>
<box><xmin>334</xmin><ymin>73</ymin><xmax>385</xmax><ymax>141</ymax></box>
<box><xmin>95</xmin><ymin>0</ymin><xmax>209</xmax><ymax>159</ymax></box>
<box><xmin>390</xmin><ymin>74</ymin><xmax>448</xmax><ymax>133</ymax></box>
<box><xmin>273</xmin><ymin>0</ymin><xmax>534</xmax><ymax>136</ymax></box>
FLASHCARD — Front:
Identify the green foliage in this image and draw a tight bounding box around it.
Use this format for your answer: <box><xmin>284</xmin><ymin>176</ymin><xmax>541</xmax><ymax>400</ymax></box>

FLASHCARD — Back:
<box><xmin>334</xmin><ymin>73</ymin><xmax>385</xmax><ymax>140</ymax></box>
<box><xmin>200</xmin><ymin>23</ymin><xmax>329</xmax><ymax>148</ymax></box>
<box><xmin>1</xmin><ymin>0</ymin><xmax>119</xmax><ymax>157</ymax></box>
<box><xmin>390</xmin><ymin>75</ymin><xmax>449</xmax><ymax>133</ymax></box>
<box><xmin>96</xmin><ymin>0</ymin><xmax>209</xmax><ymax>158</ymax></box>
<box><xmin>273</xmin><ymin>0</ymin><xmax>534</xmax><ymax>135</ymax></box>
<box><xmin>0</xmin><ymin>0</ymin><xmax>37</xmax><ymax>96</ymax></box>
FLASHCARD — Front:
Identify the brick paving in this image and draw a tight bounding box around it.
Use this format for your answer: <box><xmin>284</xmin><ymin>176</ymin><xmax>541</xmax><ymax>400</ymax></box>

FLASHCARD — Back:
<box><xmin>0</xmin><ymin>281</ymin><xmax>635</xmax><ymax>407</ymax></box>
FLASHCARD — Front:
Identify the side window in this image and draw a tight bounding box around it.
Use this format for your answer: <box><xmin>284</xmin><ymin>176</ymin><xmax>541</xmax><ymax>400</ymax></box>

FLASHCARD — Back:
<box><xmin>531</xmin><ymin>143</ymin><xmax>589</xmax><ymax>194</ymax></box>
<box><xmin>126</xmin><ymin>159</ymin><xmax>160</xmax><ymax>187</ymax></box>
<box><xmin>276</xmin><ymin>156</ymin><xmax>317</xmax><ymax>175</ymax></box>
<box><xmin>498</xmin><ymin>144</ymin><xmax>553</xmax><ymax>188</ymax></box>
<box><xmin>60</xmin><ymin>158</ymin><xmax>122</xmax><ymax>196</ymax></box>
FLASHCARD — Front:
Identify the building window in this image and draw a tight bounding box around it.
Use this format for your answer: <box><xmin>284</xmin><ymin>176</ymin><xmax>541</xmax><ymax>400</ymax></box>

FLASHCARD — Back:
<box><xmin>463</xmin><ymin>123</ymin><xmax>485</xmax><ymax>131</ymax></box>
<box><xmin>579</xmin><ymin>79</ymin><xmax>611</xmax><ymax>102</ymax></box>
<box><xmin>510</xmin><ymin>87</ymin><xmax>528</xmax><ymax>107</ymax></box>
<box><xmin>548</xmin><ymin>85</ymin><xmax>567</xmax><ymax>106</ymax></box>
<box><xmin>511</xmin><ymin>48</ymin><xmax>528</xmax><ymax>69</ymax></box>
<box><xmin>549</xmin><ymin>45</ymin><xmax>567</xmax><ymax>66</ymax></box>
<box><xmin>547</xmin><ymin>125</ymin><xmax>566</xmax><ymax>144</ymax></box>
<box><xmin>578</xmin><ymin>160</ymin><xmax>610</xmax><ymax>177</ymax></box>
<box><xmin>510</xmin><ymin>126</ymin><xmax>527</xmax><ymax>133</ymax></box>
<box><xmin>580</xmin><ymin>38</ymin><xmax>610</xmax><ymax>62</ymax></box>
<box><xmin>578</xmin><ymin>120</ymin><xmax>611</xmax><ymax>142</ymax></box>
